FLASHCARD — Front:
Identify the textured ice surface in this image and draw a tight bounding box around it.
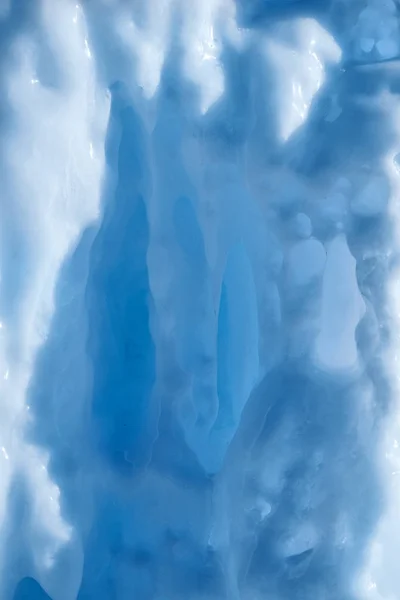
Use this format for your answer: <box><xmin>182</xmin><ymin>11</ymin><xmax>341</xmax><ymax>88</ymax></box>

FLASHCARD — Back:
<box><xmin>2</xmin><ymin>0</ymin><xmax>400</xmax><ymax>599</ymax></box>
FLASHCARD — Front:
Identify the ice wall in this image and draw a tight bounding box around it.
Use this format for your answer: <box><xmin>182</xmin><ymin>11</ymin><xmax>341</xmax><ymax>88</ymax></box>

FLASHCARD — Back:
<box><xmin>1</xmin><ymin>0</ymin><xmax>400</xmax><ymax>598</ymax></box>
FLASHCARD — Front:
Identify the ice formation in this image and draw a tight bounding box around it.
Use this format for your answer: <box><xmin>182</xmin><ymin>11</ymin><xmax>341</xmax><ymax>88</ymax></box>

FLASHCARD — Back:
<box><xmin>2</xmin><ymin>0</ymin><xmax>400</xmax><ymax>598</ymax></box>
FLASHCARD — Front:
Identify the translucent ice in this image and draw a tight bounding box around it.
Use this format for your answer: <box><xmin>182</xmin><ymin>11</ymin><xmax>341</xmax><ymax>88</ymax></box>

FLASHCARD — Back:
<box><xmin>1</xmin><ymin>0</ymin><xmax>400</xmax><ymax>599</ymax></box>
<box><xmin>313</xmin><ymin>234</ymin><xmax>366</xmax><ymax>374</ymax></box>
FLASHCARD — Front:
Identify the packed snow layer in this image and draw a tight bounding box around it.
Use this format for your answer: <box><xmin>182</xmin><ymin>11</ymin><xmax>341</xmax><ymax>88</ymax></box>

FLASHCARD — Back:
<box><xmin>2</xmin><ymin>0</ymin><xmax>400</xmax><ymax>598</ymax></box>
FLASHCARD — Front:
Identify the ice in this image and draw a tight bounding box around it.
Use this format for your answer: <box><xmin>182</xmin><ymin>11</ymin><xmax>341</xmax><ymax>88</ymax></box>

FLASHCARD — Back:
<box><xmin>349</xmin><ymin>0</ymin><xmax>400</xmax><ymax>62</ymax></box>
<box><xmin>376</xmin><ymin>38</ymin><xmax>399</xmax><ymax>60</ymax></box>
<box><xmin>313</xmin><ymin>234</ymin><xmax>366</xmax><ymax>374</ymax></box>
<box><xmin>286</xmin><ymin>238</ymin><xmax>326</xmax><ymax>289</ymax></box>
<box><xmin>351</xmin><ymin>176</ymin><xmax>389</xmax><ymax>218</ymax></box>
<box><xmin>1</xmin><ymin>0</ymin><xmax>400</xmax><ymax>599</ymax></box>
<box><xmin>263</xmin><ymin>18</ymin><xmax>341</xmax><ymax>142</ymax></box>
<box><xmin>292</xmin><ymin>213</ymin><xmax>312</xmax><ymax>239</ymax></box>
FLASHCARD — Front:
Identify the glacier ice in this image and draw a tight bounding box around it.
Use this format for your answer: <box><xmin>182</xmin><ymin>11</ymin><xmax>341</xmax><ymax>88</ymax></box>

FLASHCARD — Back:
<box><xmin>1</xmin><ymin>0</ymin><xmax>400</xmax><ymax>598</ymax></box>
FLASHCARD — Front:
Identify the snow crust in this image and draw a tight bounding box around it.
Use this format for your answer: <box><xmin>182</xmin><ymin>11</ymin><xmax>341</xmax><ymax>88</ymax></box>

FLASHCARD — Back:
<box><xmin>1</xmin><ymin>0</ymin><xmax>400</xmax><ymax>598</ymax></box>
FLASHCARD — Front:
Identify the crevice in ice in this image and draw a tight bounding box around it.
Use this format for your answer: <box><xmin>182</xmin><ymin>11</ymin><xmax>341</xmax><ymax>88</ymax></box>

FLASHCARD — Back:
<box><xmin>86</xmin><ymin>83</ymin><xmax>156</xmax><ymax>473</ymax></box>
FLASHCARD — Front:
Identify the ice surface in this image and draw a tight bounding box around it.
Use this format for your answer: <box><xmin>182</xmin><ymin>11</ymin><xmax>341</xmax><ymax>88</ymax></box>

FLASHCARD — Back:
<box><xmin>313</xmin><ymin>234</ymin><xmax>365</xmax><ymax>374</ymax></box>
<box><xmin>1</xmin><ymin>0</ymin><xmax>400</xmax><ymax>599</ymax></box>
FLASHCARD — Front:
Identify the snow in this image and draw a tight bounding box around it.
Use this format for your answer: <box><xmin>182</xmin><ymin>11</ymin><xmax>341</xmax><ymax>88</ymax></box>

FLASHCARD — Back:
<box><xmin>1</xmin><ymin>0</ymin><xmax>400</xmax><ymax>599</ymax></box>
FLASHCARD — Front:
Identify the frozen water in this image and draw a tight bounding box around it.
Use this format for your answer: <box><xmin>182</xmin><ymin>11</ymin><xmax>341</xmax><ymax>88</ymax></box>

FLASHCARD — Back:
<box><xmin>1</xmin><ymin>0</ymin><xmax>400</xmax><ymax>599</ymax></box>
<box><xmin>313</xmin><ymin>234</ymin><xmax>365</xmax><ymax>374</ymax></box>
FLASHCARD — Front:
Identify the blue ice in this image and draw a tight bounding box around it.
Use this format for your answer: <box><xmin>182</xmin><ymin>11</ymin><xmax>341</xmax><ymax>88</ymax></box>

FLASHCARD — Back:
<box><xmin>0</xmin><ymin>0</ymin><xmax>400</xmax><ymax>599</ymax></box>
